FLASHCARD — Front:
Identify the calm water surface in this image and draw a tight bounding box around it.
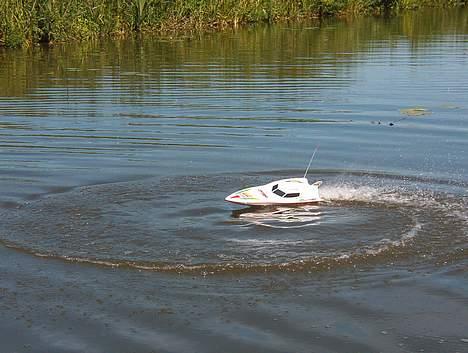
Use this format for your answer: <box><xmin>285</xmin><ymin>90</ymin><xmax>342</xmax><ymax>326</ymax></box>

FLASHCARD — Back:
<box><xmin>0</xmin><ymin>8</ymin><xmax>467</xmax><ymax>353</ymax></box>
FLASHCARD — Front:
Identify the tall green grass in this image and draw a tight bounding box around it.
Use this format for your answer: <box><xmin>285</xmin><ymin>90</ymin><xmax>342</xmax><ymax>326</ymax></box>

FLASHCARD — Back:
<box><xmin>0</xmin><ymin>0</ymin><xmax>466</xmax><ymax>48</ymax></box>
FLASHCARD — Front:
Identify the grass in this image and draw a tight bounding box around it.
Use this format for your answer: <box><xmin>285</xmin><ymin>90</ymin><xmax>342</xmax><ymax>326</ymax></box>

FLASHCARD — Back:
<box><xmin>0</xmin><ymin>0</ymin><xmax>466</xmax><ymax>48</ymax></box>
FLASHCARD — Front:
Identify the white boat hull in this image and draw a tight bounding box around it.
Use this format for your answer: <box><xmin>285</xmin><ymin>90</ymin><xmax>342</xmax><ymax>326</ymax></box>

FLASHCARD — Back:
<box><xmin>225</xmin><ymin>178</ymin><xmax>322</xmax><ymax>206</ymax></box>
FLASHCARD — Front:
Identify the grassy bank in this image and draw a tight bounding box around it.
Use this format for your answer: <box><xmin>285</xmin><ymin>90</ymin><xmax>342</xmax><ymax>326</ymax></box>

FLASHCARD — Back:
<box><xmin>0</xmin><ymin>0</ymin><xmax>466</xmax><ymax>48</ymax></box>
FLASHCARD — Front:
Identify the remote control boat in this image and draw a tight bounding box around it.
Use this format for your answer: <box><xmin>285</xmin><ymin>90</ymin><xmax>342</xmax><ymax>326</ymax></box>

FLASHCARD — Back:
<box><xmin>225</xmin><ymin>178</ymin><xmax>322</xmax><ymax>206</ymax></box>
<box><xmin>225</xmin><ymin>146</ymin><xmax>322</xmax><ymax>207</ymax></box>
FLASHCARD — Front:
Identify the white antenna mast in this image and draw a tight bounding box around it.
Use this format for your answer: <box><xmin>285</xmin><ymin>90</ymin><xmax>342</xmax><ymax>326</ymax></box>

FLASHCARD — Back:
<box><xmin>303</xmin><ymin>145</ymin><xmax>319</xmax><ymax>178</ymax></box>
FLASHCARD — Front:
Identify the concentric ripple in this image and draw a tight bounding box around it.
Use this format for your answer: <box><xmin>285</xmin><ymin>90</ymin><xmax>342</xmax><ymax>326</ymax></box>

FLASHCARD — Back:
<box><xmin>0</xmin><ymin>171</ymin><xmax>466</xmax><ymax>273</ymax></box>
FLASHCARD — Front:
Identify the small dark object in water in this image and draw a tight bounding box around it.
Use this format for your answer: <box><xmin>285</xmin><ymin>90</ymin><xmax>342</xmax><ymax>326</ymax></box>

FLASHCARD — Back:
<box><xmin>389</xmin><ymin>122</ymin><xmax>394</xmax><ymax>126</ymax></box>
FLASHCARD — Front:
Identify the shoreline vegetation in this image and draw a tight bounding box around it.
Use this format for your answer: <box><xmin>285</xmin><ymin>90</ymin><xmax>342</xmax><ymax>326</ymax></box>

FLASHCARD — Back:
<box><xmin>0</xmin><ymin>0</ymin><xmax>466</xmax><ymax>48</ymax></box>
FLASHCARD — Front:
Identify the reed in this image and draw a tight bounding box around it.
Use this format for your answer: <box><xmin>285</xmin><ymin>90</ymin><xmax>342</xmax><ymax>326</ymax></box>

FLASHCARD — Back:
<box><xmin>0</xmin><ymin>0</ymin><xmax>466</xmax><ymax>48</ymax></box>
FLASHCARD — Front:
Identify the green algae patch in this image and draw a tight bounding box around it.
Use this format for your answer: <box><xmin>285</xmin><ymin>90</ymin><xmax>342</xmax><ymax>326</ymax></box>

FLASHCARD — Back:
<box><xmin>400</xmin><ymin>107</ymin><xmax>431</xmax><ymax>116</ymax></box>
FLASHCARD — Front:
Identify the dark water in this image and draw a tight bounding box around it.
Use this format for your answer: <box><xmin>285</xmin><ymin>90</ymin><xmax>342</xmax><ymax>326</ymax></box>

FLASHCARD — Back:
<box><xmin>1</xmin><ymin>8</ymin><xmax>467</xmax><ymax>353</ymax></box>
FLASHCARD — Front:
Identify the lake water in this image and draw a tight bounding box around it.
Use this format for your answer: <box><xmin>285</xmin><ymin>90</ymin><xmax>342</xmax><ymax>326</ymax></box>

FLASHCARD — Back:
<box><xmin>0</xmin><ymin>8</ymin><xmax>467</xmax><ymax>353</ymax></box>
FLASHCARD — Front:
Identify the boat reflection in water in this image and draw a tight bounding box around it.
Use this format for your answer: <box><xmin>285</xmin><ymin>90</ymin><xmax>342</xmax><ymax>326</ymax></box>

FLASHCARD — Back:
<box><xmin>231</xmin><ymin>205</ymin><xmax>322</xmax><ymax>229</ymax></box>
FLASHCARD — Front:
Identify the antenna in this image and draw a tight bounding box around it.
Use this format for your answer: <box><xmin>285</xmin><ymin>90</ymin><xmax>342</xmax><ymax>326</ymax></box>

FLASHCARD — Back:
<box><xmin>303</xmin><ymin>145</ymin><xmax>319</xmax><ymax>178</ymax></box>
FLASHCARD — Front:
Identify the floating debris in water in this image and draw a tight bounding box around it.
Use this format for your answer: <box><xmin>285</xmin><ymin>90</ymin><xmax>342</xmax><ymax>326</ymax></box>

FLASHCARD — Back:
<box><xmin>387</xmin><ymin>107</ymin><xmax>432</xmax><ymax>126</ymax></box>
<box><xmin>400</xmin><ymin>107</ymin><xmax>431</xmax><ymax>116</ymax></box>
